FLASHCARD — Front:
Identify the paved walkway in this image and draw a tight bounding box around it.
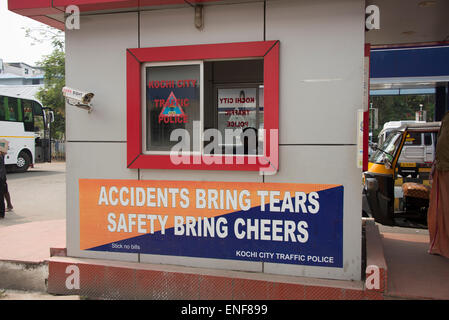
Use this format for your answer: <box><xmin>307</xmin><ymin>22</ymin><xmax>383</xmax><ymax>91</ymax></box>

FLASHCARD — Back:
<box><xmin>0</xmin><ymin>162</ymin><xmax>66</xmax><ymax>227</ymax></box>
<box><xmin>0</xmin><ymin>219</ymin><xmax>65</xmax><ymax>263</ymax></box>
<box><xmin>381</xmin><ymin>231</ymin><xmax>449</xmax><ymax>300</ymax></box>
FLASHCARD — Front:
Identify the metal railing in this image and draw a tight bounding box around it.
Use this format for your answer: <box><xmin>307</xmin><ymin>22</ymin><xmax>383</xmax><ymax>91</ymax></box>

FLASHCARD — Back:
<box><xmin>51</xmin><ymin>140</ymin><xmax>65</xmax><ymax>160</ymax></box>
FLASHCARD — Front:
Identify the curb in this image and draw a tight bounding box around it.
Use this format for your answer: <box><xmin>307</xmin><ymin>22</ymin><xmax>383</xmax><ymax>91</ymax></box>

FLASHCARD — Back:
<box><xmin>0</xmin><ymin>260</ymin><xmax>48</xmax><ymax>292</ymax></box>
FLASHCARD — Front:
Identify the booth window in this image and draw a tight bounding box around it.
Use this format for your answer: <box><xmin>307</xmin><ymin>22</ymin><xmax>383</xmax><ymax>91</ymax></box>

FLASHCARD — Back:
<box><xmin>144</xmin><ymin>62</ymin><xmax>201</xmax><ymax>153</ymax></box>
<box><xmin>204</xmin><ymin>59</ymin><xmax>264</xmax><ymax>156</ymax></box>
<box><xmin>127</xmin><ymin>41</ymin><xmax>279</xmax><ymax>171</ymax></box>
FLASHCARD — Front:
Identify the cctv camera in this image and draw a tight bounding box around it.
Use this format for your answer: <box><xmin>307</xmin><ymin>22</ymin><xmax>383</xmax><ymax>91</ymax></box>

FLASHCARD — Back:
<box><xmin>62</xmin><ymin>87</ymin><xmax>94</xmax><ymax>104</ymax></box>
<box><xmin>62</xmin><ymin>87</ymin><xmax>94</xmax><ymax>112</ymax></box>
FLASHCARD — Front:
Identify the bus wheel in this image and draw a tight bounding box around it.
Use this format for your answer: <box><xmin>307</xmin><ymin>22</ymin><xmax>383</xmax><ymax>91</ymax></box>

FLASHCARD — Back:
<box><xmin>16</xmin><ymin>151</ymin><xmax>31</xmax><ymax>172</ymax></box>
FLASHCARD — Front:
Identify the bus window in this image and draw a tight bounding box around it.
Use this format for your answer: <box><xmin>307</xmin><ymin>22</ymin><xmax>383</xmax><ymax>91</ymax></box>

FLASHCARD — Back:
<box><xmin>32</xmin><ymin>101</ymin><xmax>44</xmax><ymax>116</ymax></box>
<box><xmin>0</xmin><ymin>96</ymin><xmax>5</xmax><ymax>121</ymax></box>
<box><xmin>33</xmin><ymin>101</ymin><xmax>45</xmax><ymax>138</ymax></box>
<box><xmin>22</xmin><ymin>99</ymin><xmax>34</xmax><ymax>132</ymax></box>
<box><xmin>6</xmin><ymin>97</ymin><xmax>22</xmax><ymax>122</ymax></box>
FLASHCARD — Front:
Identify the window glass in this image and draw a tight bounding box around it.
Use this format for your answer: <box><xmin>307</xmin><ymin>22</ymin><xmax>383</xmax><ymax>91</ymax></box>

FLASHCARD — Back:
<box><xmin>143</xmin><ymin>60</ymin><xmax>265</xmax><ymax>156</ymax></box>
<box><xmin>32</xmin><ymin>101</ymin><xmax>44</xmax><ymax>116</ymax></box>
<box><xmin>218</xmin><ymin>88</ymin><xmax>257</xmax><ymax>131</ymax></box>
<box><xmin>32</xmin><ymin>102</ymin><xmax>45</xmax><ymax>137</ymax></box>
<box><xmin>424</xmin><ymin>132</ymin><xmax>432</xmax><ymax>146</ymax></box>
<box><xmin>217</xmin><ymin>87</ymin><xmax>257</xmax><ymax>143</ymax></box>
<box><xmin>6</xmin><ymin>97</ymin><xmax>22</xmax><ymax>122</ymax></box>
<box><xmin>370</xmin><ymin>131</ymin><xmax>402</xmax><ymax>164</ymax></box>
<box><xmin>404</xmin><ymin>132</ymin><xmax>422</xmax><ymax>146</ymax></box>
<box><xmin>215</xmin><ymin>87</ymin><xmax>264</xmax><ymax>155</ymax></box>
<box><xmin>203</xmin><ymin>59</ymin><xmax>264</xmax><ymax>156</ymax></box>
<box><xmin>22</xmin><ymin>99</ymin><xmax>34</xmax><ymax>131</ymax></box>
<box><xmin>145</xmin><ymin>64</ymin><xmax>201</xmax><ymax>152</ymax></box>
<box><xmin>0</xmin><ymin>96</ymin><xmax>5</xmax><ymax>121</ymax></box>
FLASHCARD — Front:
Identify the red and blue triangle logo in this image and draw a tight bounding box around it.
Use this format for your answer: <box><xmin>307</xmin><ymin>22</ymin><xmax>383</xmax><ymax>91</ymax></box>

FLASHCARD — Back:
<box><xmin>160</xmin><ymin>92</ymin><xmax>185</xmax><ymax>117</ymax></box>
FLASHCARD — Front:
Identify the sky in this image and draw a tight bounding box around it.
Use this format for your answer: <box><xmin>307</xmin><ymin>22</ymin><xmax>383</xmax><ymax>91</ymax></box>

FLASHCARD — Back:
<box><xmin>0</xmin><ymin>1</ymin><xmax>59</xmax><ymax>66</ymax></box>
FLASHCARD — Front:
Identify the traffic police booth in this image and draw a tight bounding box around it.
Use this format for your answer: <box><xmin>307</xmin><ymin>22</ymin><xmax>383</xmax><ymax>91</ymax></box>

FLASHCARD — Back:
<box><xmin>8</xmin><ymin>0</ymin><xmax>448</xmax><ymax>299</ymax></box>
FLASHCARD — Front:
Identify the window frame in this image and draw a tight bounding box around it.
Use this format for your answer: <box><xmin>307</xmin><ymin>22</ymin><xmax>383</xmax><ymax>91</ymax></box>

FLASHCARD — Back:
<box><xmin>126</xmin><ymin>40</ymin><xmax>279</xmax><ymax>171</ymax></box>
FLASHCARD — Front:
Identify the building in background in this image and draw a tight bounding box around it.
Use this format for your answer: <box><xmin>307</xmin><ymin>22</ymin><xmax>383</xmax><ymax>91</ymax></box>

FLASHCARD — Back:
<box><xmin>0</xmin><ymin>59</ymin><xmax>44</xmax><ymax>85</ymax></box>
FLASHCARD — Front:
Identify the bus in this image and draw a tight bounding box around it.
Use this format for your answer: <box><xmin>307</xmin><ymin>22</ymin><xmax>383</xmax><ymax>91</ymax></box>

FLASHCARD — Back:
<box><xmin>0</xmin><ymin>87</ymin><xmax>53</xmax><ymax>172</ymax></box>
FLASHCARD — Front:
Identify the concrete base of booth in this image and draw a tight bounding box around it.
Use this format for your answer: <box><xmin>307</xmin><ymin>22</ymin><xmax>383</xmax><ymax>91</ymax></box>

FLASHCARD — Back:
<box><xmin>47</xmin><ymin>256</ymin><xmax>383</xmax><ymax>300</ymax></box>
<box><xmin>47</xmin><ymin>220</ymin><xmax>386</xmax><ymax>300</ymax></box>
<box><xmin>6</xmin><ymin>218</ymin><xmax>449</xmax><ymax>299</ymax></box>
<box><xmin>0</xmin><ymin>219</ymin><xmax>387</xmax><ymax>299</ymax></box>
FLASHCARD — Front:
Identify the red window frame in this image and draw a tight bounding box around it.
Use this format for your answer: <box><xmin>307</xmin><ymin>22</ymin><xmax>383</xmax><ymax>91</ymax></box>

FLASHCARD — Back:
<box><xmin>126</xmin><ymin>40</ymin><xmax>279</xmax><ymax>171</ymax></box>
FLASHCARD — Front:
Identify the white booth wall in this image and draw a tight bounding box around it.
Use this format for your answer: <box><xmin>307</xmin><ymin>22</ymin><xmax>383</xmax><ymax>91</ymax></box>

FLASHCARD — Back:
<box><xmin>65</xmin><ymin>0</ymin><xmax>365</xmax><ymax>281</ymax></box>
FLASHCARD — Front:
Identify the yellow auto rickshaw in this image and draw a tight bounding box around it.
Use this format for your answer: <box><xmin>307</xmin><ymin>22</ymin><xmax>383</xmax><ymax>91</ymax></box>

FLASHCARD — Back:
<box><xmin>362</xmin><ymin>122</ymin><xmax>441</xmax><ymax>227</ymax></box>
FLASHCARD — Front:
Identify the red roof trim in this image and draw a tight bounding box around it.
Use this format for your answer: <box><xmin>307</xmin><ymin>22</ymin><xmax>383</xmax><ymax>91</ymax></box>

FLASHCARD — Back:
<box><xmin>27</xmin><ymin>15</ymin><xmax>65</xmax><ymax>30</ymax></box>
<box><xmin>8</xmin><ymin>0</ymin><xmax>223</xmax><ymax>30</ymax></box>
<box><xmin>8</xmin><ymin>0</ymin><xmax>62</xmax><ymax>15</ymax></box>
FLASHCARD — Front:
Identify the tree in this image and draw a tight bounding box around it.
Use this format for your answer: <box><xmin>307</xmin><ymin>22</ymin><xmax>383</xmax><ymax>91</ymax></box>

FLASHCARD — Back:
<box><xmin>370</xmin><ymin>94</ymin><xmax>435</xmax><ymax>142</ymax></box>
<box><xmin>36</xmin><ymin>46</ymin><xmax>65</xmax><ymax>140</ymax></box>
<box><xmin>25</xmin><ymin>27</ymin><xmax>66</xmax><ymax>140</ymax></box>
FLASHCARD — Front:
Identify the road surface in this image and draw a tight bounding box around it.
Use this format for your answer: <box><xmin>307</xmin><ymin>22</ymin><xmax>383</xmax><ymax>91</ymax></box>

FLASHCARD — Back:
<box><xmin>0</xmin><ymin>162</ymin><xmax>66</xmax><ymax>228</ymax></box>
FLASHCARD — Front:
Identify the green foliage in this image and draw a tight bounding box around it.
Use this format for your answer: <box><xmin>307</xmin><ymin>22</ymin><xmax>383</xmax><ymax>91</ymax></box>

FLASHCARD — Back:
<box><xmin>33</xmin><ymin>32</ymin><xmax>65</xmax><ymax>140</ymax></box>
<box><xmin>36</xmin><ymin>49</ymin><xmax>65</xmax><ymax>113</ymax></box>
<box><xmin>50</xmin><ymin>112</ymin><xmax>66</xmax><ymax>141</ymax></box>
<box><xmin>370</xmin><ymin>94</ymin><xmax>435</xmax><ymax>142</ymax></box>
